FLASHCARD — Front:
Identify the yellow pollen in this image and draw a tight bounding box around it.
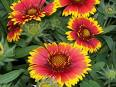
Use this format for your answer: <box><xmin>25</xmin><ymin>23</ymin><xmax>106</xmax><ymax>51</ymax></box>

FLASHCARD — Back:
<box><xmin>51</xmin><ymin>55</ymin><xmax>67</xmax><ymax>67</ymax></box>
<box><xmin>74</xmin><ymin>0</ymin><xmax>81</xmax><ymax>2</ymax></box>
<box><xmin>48</xmin><ymin>54</ymin><xmax>71</xmax><ymax>71</ymax></box>
<box><xmin>82</xmin><ymin>29</ymin><xmax>90</xmax><ymax>37</ymax></box>
<box><xmin>27</xmin><ymin>8</ymin><xmax>37</xmax><ymax>15</ymax></box>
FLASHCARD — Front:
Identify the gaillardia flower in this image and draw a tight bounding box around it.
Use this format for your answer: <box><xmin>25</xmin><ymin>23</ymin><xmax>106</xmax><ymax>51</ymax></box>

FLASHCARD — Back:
<box><xmin>9</xmin><ymin>0</ymin><xmax>57</xmax><ymax>24</ymax></box>
<box><xmin>28</xmin><ymin>42</ymin><xmax>91</xmax><ymax>87</ymax></box>
<box><xmin>7</xmin><ymin>20</ymin><xmax>22</xmax><ymax>42</ymax></box>
<box><xmin>55</xmin><ymin>0</ymin><xmax>100</xmax><ymax>17</ymax></box>
<box><xmin>66</xmin><ymin>17</ymin><xmax>103</xmax><ymax>53</ymax></box>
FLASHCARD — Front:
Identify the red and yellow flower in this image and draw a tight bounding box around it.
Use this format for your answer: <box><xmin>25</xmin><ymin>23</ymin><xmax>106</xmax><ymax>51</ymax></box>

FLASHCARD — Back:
<box><xmin>55</xmin><ymin>0</ymin><xmax>100</xmax><ymax>17</ymax></box>
<box><xmin>28</xmin><ymin>42</ymin><xmax>91</xmax><ymax>87</ymax></box>
<box><xmin>7</xmin><ymin>20</ymin><xmax>22</xmax><ymax>42</ymax></box>
<box><xmin>9</xmin><ymin>0</ymin><xmax>57</xmax><ymax>24</ymax></box>
<box><xmin>66</xmin><ymin>17</ymin><xmax>103</xmax><ymax>53</ymax></box>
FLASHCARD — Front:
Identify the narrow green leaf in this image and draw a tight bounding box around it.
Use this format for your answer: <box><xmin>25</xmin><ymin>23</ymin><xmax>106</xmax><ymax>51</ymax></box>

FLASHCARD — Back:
<box><xmin>111</xmin><ymin>42</ymin><xmax>116</xmax><ymax>68</ymax></box>
<box><xmin>90</xmin><ymin>62</ymin><xmax>105</xmax><ymax>79</ymax></box>
<box><xmin>15</xmin><ymin>45</ymin><xmax>38</xmax><ymax>58</ymax></box>
<box><xmin>103</xmin><ymin>36</ymin><xmax>113</xmax><ymax>51</ymax></box>
<box><xmin>103</xmin><ymin>25</ymin><xmax>116</xmax><ymax>34</ymax></box>
<box><xmin>80</xmin><ymin>80</ymin><xmax>101</xmax><ymax>87</ymax></box>
<box><xmin>95</xmin><ymin>53</ymin><xmax>108</xmax><ymax>62</ymax></box>
<box><xmin>0</xmin><ymin>69</ymin><xmax>24</xmax><ymax>84</ymax></box>
<box><xmin>0</xmin><ymin>83</ymin><xmax>12</xmax><ymax>87</ymax></box>
<box><xmin>92</xmin><ymin>62</ymin><xmax>105</xmax><ymax>71</ymax></box>
<box><xmin>97</xmin><ymin>13</ymin><xmax>105</xmax><ymax>26</ymax></box>
<box><xmin>0</xmin><ymin>10</ymin><xmax>7</xmax><ymax>17</ymax></box>
<box><xmin>14</xmin><ymin>79</ymin><xmax>24</xmax><ymax>87</ymax></box>
<box><xmin>4</xmin><ymin>45</ymin><xmax>15</xmax><ymax>58</ymax></box>
<box><xmin>0</xmin><ymin>0</ymin><xmax>10</xmax><ymax>12</ymax></box>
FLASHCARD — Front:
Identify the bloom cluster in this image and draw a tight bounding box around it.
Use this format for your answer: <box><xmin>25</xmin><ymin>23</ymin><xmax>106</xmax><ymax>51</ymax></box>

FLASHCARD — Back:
<box><xmin>6</xmin><ymin>0</ymin><xmax>103</xmax><ymax>87</ymax></box>
<box><xmin>7</xmin><ymin>0</ymin><xmax>57</xmax><ymax>42</ymax></box>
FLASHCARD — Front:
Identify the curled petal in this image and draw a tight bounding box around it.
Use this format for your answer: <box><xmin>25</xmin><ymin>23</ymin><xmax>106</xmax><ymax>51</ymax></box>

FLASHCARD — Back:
<box><xmin>66</xmin><ymin>17</ymin><xmax>103</xmax><ymax>53</ymax></box>
<box><xmin>55</xmin><ymin>0</ymin><xmax>100</xmax><ymax>17</ymax></box>
<box><xmin>7</xmin><ymin>28</ymin><xmax>22</xmax><ymax>42</ymax></box>
<box><xmin>43</xmin><ymin>2</ymin><xmax>57</xmax><ymax>16</ymax></box>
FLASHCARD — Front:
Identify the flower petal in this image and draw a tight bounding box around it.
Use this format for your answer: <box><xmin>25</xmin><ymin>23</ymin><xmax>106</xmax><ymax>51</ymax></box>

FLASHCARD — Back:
<box><xmin>66</xmin><ymin>17</ymin><xmax>103</xmax><ymax>53</ymax></box>
<box><xmin>43</xmin><ymin>2</ymin><xmax>57</xmax><ymax>16</ymax></box>
<box><xmin>28</xmin><ymin>42</ymin><xmax>91</xmax><ymax>87</ymax></box>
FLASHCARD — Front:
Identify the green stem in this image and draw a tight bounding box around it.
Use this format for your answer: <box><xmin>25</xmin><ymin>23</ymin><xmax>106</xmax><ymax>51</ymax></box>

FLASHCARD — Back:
<box><xmin>103</xmin><ymin>17</ymin><xmax>108</xmax><ymax>27</ymax></box>
<box><xmin>108</xmin><ymin>18</ymin><xmax>112</xmax><ymax>25</ymax></box>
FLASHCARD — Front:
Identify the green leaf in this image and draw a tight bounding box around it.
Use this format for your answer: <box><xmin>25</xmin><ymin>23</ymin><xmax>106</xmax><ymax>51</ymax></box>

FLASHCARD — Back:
<box><xmin>0</xmin><ymin>10</ymin><xmax>7</xmax><ymax>17</ymax></box>
<box><xmin>0</xmin><ymin>83</ymin><xmax>12</xmax><ymax>87</ymax></box>
<box><xmin>0</xmin><ymin>69</ymin><xmax>24</xmax><ymax>84</ymax></box>
<box><xmin>0</xmin><ymin>0</ymin><xmax>10</xmax><ymax>12</ymax></box>
<box><xmin>0</xmin><ymin>61</ymin><xmax>4</xmax><ymax>66</ymax></box>
<box><xmin>80</xmin><ymin>80</ymin><xmax>101</xmax><ymax>87</ymax></box>
<box><xmin>4</xmin><ymin>46</ymin><xmax>15</xmax><ymax>58</ymax></box>
<box><xmin>4</xmin><ymin>63</ymin><xmax>12</xmax><ymax>72</ymax></box>
<box><xmin>15</xmin><ymin>45</ymin><xmax>38</xmax><ymax>58</ymax></box>
<box><xmin>103</xmin><ymin>25</ymin><xmax>116</xmax><ymax>34</ymax></box>
<box><xmin>14</xmin><ymin>79</ymin><xmax>25</xmax><ymax>87</ymax></box>
<box><xmin>103</xmin><ymin>36</ymin><xmax>113</xmax><ymax>51</ymax></box>
<box><xmin>92</xmin><ymin>62</ymin><xmax>105</xmax><ymax>71</ymax></box>
<box><xmin>97</xmin><ymin>13</ymin><xmax>105</xmax><ymax>26</ymax></box>
<box><xmin>95</xmin><ymin>53</ymin><xmax>107</xmax><ymax>62</ymax></box>
<box><xmin>102</xmin><ymin>36</ymin><xmax>116</xmax><ymax>67</ymax></box>
<box><xmin>111</xmin><ymin>0</ymin><xmax>116</xmax><ymax>3</ymax></box>
<box><xmin>3</xmin><ymin>59</ymin><xmax>15</xmax><ymax>62</ymax></box>
<box><xmin>90</xmin><ymin>62</ymin><xmax>105</xmax><ymax>79</ymax></box>
<box><xmin>111</xmin><ymin>42</ymin><xmax>116</xmax><ymax>68</ymax></box>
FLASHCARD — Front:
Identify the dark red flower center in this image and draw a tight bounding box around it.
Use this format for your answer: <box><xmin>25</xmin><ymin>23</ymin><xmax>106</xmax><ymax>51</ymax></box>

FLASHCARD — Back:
<box><xmin>48</xmin><ymin>54</ymin><xmax>71</xmax><ymax>72</ymax></box>
<box><xmin>27</xmin><ymin>8</ymin><xmax>37</xmax><ymax>15</ymax></box>
<box><xmin>77</xmin><ymin>26</ymin><xmax>92</xmax><ymax>41</ymax></box>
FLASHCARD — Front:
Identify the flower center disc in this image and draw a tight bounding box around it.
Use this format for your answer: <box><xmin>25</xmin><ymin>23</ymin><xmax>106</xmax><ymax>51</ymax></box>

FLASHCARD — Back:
<box><xmin>74</xmin><ymin>0</ymin><xmax>81</xmax><ymax>2</ymax></box>
<box><xmin>49</xmin><ymin>54</ymin><xmax>70</xmax><ymax>71</ymax></box>
<box><xmin>82</xmin><ymin>29</ymin><xmax>90</xmax><ymax>37</ymax></box>
<box><xmin>27</xmin><ymin>8</ymin><xmax>37</xmax><ymax>15</ymax></box>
